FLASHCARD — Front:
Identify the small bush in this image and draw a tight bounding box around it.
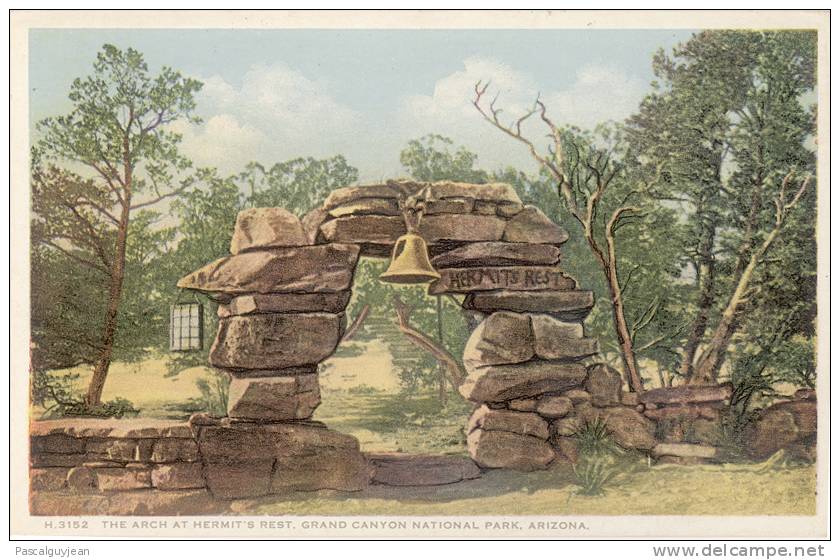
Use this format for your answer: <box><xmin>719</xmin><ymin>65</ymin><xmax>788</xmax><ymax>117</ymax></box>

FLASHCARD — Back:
<box><xmin>32</xmin><ymin>369</ymin><xmax>138</xmax><ymax>419</ymax></box>
<box><xmin>63</xmin><ymin>397</ymin><xmax>139</xmax><ymax>419</ymax></box>
<box><xmin>572</xmin><ymin>418</ymin><xmax>624</xmax><ymax>496</ymax></box>
<box><xmin>192</xmin><ymin>371</ymin><xmax>229</xmax><ymax>416</ymax></box>
<box><xmin>573</xmin><ymin>453</ymin><xmax>621</xmax><ymax>496</ymax></box>
<box><xmin>575</xmin><ymin>418</ymin><xmax>620</xmax><ymax>456</ymax></box>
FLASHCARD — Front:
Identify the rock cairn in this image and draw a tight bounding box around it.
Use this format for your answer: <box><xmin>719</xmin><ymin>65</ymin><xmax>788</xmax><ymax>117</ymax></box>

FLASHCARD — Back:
<box><xmin>177</xmin><ymin>207</ymin><xmax>370</xmax><ymax>497</ymax></box>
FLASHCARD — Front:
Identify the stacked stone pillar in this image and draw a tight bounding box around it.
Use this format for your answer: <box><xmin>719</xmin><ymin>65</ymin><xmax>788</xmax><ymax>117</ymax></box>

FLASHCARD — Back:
<box><xmin>177</xmin><ymin>207</ymin><xmax>370</xmax><ymax>498</ymax></box>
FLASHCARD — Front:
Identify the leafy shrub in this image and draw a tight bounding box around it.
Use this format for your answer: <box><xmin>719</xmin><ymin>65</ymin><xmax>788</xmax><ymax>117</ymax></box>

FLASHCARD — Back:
<box><xmin>32</xmin><ymin>369</ymin><xmax>138</xmax><ymax>419</ymax></box>
<box><xmin>192</xmin><ymin>370</ymin><xmax>229</xmax><ymax>417</ymax></box>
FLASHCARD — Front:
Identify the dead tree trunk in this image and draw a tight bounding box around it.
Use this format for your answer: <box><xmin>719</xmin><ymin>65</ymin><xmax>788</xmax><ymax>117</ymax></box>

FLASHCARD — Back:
<box><xmin>340</xmin><ymin>304</ymin><xmax>370</xmax><ymax>344</ymax></box>
<box><xmin>392</xmin><ymin>295</ymin><xmax>466</xmax><ymax>392</ymax></box>
<box><xmin>691</xmin><ymin>173</ymin><xmax>811</xmax><ymax>385</ymax></box>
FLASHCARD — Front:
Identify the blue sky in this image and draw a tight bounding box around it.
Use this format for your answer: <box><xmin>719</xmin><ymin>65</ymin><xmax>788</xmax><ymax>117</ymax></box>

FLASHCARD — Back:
<box><xmin>29</xmin><ymin>29</ymin><xmax>695</xmax><ymax>181</ymax></box>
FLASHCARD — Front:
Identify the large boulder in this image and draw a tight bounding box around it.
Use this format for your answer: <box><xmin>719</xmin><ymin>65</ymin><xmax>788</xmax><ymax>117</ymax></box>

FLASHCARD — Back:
<box><xmin>197</xmin><ymin>421</ymin><xmax>369</xmax><ymax>498</ymax></box>
<box><xmin>217</xmin><ymin>292</ymin><xmax>351</xmax><ymax>317</ymax></box>
<box><xmin>177</xmin><ymin>244</ymin><xmax>360</xmax><ymax>295</ymax></box>
<box><xmin>209</xmin><ymin>313</ymin><xmax>343</xmax><ymax>370</ymax></box>
<box><xmin>463</xmin><ymin>290</ymin><xmax>594</xmax><ymax>319</ymax></box>
<box><xmin>747</xmin><ymin>399</ymin><xmax>817</xmax><ymax>461</ymax></box>
<box><xmin>584</xmin><ymin>363</ymin><xmax>623</xmax><ymax>407</ymax></box>
<box><xmin>530</xmin><ymin>315</ymin><xmax>598</xmax><ymax>360</ymax></box>
<box><xmin>226</xmin><ymin>374</ymin><xmax>321</xmax><ymax>421</ymax></box>
<box><xmin>429</xmin><ymin>266</ymin><xmax>576</xmax><ymax>295</ymax></box>
<box><xmin>229</xmin><ymin>208</ymin><xmax>307</xmax><ymax>254</ymax></box>
<box><xmin>463</xmin><ymin>312</ymin><xmax>534</xmax><ymax>369</ymax></box>
<box><xmin>467</xmin><ymin>429</ymin><xmax>555</xmax><ymax>471</ymax></box>
<box><xmin>502</xmin><ymin>206</ymin><xmax>569</xmax><ymax>245</ymax></box>
<box><xmin>431</xmin><ymin>242</ymin><xmax>562</xmax><ymax>268</ymax></box>
<box><xmin>459</xmin><ymin>361</ymin><xmax>587</xmax><ymax>403</ymax></box>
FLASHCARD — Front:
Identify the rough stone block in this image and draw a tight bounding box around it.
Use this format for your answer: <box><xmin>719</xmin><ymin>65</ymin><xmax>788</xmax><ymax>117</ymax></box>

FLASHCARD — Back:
<box><xmin>85</xmin><ymin>439</ymin><xmax>141</xmax><ymax>462</ymax></box>
<box><xmin>467</xmin><ymin>429</ymin><xmax>555</xmax><ymax>471</ymax></box>
<box><xmin>226</xmin><ymin>374</ymin><xmax>321</xmax><ymax>420</ymax></box>
<box><xmin>576</xmin><ymin>405</ymin><xmax>657</xmax><ymax>451</ymax></box>
<box><xmin>151</xmin><ymin>463</ymin><xmax>206</xmax><ymax>490</ymax></box>
<box><xmin>150</xmin><ymin>439</ymin><xmax>200</xmax><ymax>463</ymax></box>
<box><xmin>210</xmin><ymin>313</ymin><xmax>343</xmax><ymax>370</ymax></box>
<box><xmin>502</xmin><ymin>205</ymin><xmax>569</xmax><ymax>245</ymax></box>
<box><xmin>459</xmin><ymin>361</ymin><xmax>587</xmax><ymax>403</ymax></box>
<box><xmin>30</xmin><ymin>468</ymin><xmax>68</xmax><ymax>491</ymax></box>
<box><xmin>585</xmin><ymin>363</ymin><xmax>623</xmax><ymax>406</ymax></box>
<box><xmin>535</xmin><ymin>395</ymin><xmax>573</xmax><ymax>418</ymax></box>
<box><xmin>271</xmin><ymin>451</ymin><xmax>371</xmax><ymax>493</ymax></box>
<box><xmin>463</xmin><ymin>312</ymin><xmax>534</xmax><ymax>369</ymax></box>
<box><xmin>203</xmin><ymin>460</ymin><xmax>274</xmax><ymax>499</ymax></box>
<box><xmin>367</xmin><ymin>453</ymin><xmax>481</xmax><ymax>486</ymax></box>
<box><xmin>94</xmin><ymin>466</ymin><xmax>152</xmax><ymax>491</ymax></box>
<box><xmin>230</xmin><ymin>207</ymin><xmax>307</xmax><ymax>254</ymax></box>
<box><xmin>66</xmin><ymin>466</ymin><xmax>96</xmax><ymax>492</ymax></box>
<box><xmin>463</xmin><ymin>290</ymin><xmax>594</xmax><ymax>319</ymax></box>
<box><xmin>31</xmin><ymin>434</ymin><xmax>86</xmax><ymax>455</ymax></box>
<box><xmin>531</xmin><ymin>315</ymin><xmax>598</xmax><ymax>360</ymax></box>
<box><xmin>429</xmin><ymin>267</ymin><xmax>576</xmax><ymax>295</ymax></box>
<box><xmin>467</xmin><ymin>405</ymin><xmax>550</xmax><ymax>440</ymax></box>
<box><xmin>177</xmin><ymin>244</ymin><xmax>360</xmax><ymax>295</ymax></box>
<box><xmin>431</xmin><ymin>242</ymin><xmax>562</xmax><ymax>268</ymax></box>
<box><xmin>217</xmin><ymin>291</ymin><xmax>351</xmax><ymax>317</ymax></box>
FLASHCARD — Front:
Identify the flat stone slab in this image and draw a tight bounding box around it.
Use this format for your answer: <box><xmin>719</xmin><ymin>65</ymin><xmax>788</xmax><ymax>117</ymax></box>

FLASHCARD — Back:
<box><xmin>459</xmin><ymin>361</ymin><xmax>587</xmax><ymax>403</ymax></box>
<box><xmin>367</xmin><ymin>453</ymin><xmax>481</xmax><ymax>486</ymax></box>
<box><xmin>640</xmin><ymin>384</ymin><xmax>733</xmax><ymax>405</ymax></box>
<box><xmin>319</xmin><ymin>214</ymin><xmax>507</xmax><ymax>248</ymax></box>
<box><xmin>218</xmin><ymin>292</ymin><xmax>352</xmax><ymax>317</ymax></box>
<box><xmin>429</xmin><ymin>266</ymin><xmax>576</xmax><ymax>295</ymax></box>
<box><xmin>463</xmin><ymin>290</ymin><xmax>594</xmax><ymax>319</ymax></box>
<box><xmin>210</xmin><ymin>313</ymin><xmax>343</xmax><ymax>370</ymax></box>
<box><xmin>431</xmin><ymin>242</ymin><xmax>562</xmax><ymax>268</ymax></box>
<box><xmin>177</xmin><ymin>244</ymin><xmax>360</xmax><ymax>295</ymax></box>
<box><xmin>322</xmin><ymin>180</ymin><xmax>522</xmax><ymax>210</ymax></box>
<box><xmin>652</xmin><ymin>443</ymin><xmax>718</xmax><ymax>460</ymax></box>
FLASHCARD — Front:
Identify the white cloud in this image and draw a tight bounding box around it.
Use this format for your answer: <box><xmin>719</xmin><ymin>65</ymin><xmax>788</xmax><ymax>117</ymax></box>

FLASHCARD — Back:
<box><xmin>173</xmin><ymin>114</ymin><xmax>266</xmax><ymax>172</ymax></box>
<box><xmin>175</xmin><ymin>63</ymin><xmax>361</xmax><ymax>175</ymax></box>
<box><xmin>543</xmin><ymin>65</ymin><xmax>648</xmax><ymax>129</ymax></box>
<box><xmin>170</xmin><ymin>58</ymin><xmax>650</xmax><ymax>181</ymax></box>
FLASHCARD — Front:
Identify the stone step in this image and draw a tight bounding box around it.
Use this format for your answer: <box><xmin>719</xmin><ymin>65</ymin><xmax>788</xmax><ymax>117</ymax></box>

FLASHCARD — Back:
<box><xmin>366</xmin><ymin>453</ymin><xmax>481</xmax><ymax>486</ymax></box>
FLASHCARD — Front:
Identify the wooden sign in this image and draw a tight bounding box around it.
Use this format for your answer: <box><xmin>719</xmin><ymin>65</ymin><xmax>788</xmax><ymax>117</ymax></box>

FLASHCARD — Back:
<box><xmin>428</xmin><ymin>266</ymin><xmax>576</xmax><ymax>295</ymax></box>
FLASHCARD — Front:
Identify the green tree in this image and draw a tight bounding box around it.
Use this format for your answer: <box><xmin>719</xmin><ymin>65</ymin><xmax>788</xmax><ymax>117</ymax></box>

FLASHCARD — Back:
<box><xmin>399</xmin><ymin>134</ymin><xmax>490</xmax><ymax>183</ymax></box>
<box><xmin>34</xmin><ymin>44</ymin><xmax>203</xmax><ymax>405</ymax></box>
<box><xmin>673</xmin><ymin>31</ymin><xmax>817</xmax><ymax>384</ymax></box>
<box><xmin>240</xmin><ymin>156</ymin><xmax>359</xmax><ymax>215</ymax></box>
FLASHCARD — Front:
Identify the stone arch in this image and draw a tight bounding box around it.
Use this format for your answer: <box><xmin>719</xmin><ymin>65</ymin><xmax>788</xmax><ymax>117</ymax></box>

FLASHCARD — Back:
<box><xmin>177</xmin><ymin>179</ymin><xmax>634</xmax><ymax>496</ymax></box>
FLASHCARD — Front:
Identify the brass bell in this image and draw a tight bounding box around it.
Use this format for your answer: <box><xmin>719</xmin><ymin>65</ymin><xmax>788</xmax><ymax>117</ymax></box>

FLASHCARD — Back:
<box><xmin>379</xmin><ymin>232</ymin><xmax>441</xmax><ymax>284</ymax></box>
